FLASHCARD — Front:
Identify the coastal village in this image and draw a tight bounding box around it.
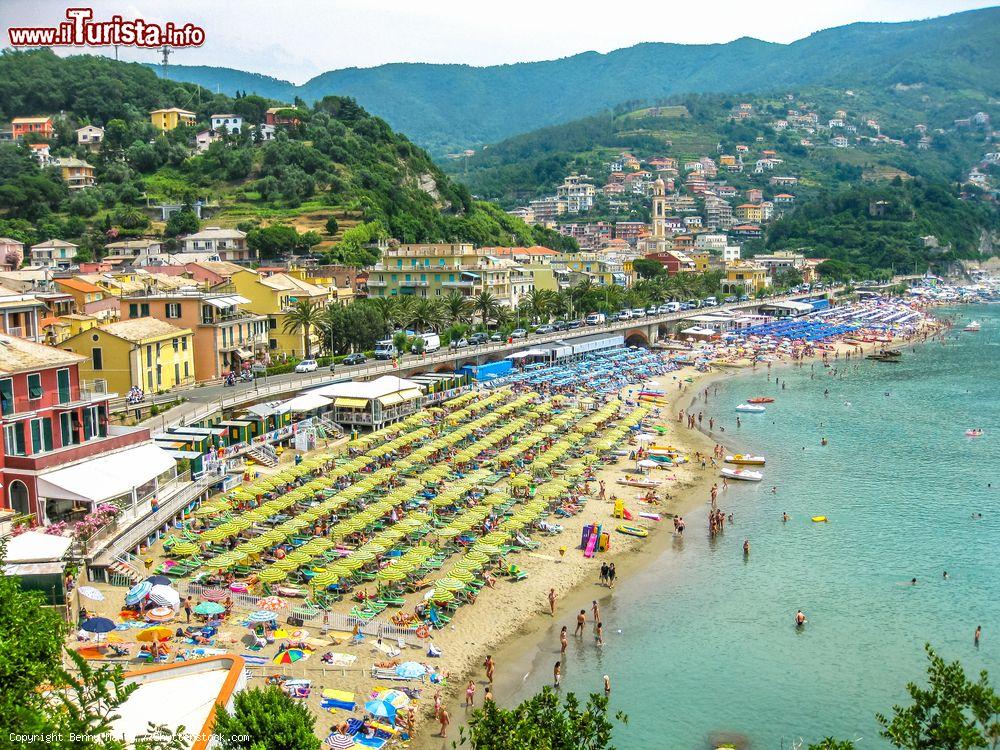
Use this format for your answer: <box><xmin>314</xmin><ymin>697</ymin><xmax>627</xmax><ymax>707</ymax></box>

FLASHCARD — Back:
<box><xmin>2</xmin><ymin>10</ymin><xmax>999</xmax><ymax>750</ymax></box>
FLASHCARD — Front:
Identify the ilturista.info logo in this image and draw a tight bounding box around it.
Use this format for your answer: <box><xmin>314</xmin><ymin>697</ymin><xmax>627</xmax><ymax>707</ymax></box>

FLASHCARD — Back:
<box><xmin>8</xmin><ymin>8</ymin><xmax>205</xmax><ymax>48</ymax></box>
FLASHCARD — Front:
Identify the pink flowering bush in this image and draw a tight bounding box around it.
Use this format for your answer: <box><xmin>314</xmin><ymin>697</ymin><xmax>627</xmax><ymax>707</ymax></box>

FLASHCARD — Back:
<box><xmin>44</xmin><ymin>521</ymin><xmax>68</xmax><ymax>536</ymax></box>
<box><xmin>72</xmin><ymin>504</ymin><xmax>122</xmax><ymax>540</ymax></box>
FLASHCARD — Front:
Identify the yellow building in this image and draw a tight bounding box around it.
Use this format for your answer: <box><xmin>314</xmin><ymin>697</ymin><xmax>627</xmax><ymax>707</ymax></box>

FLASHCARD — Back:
<box><xmin>63</xmin><ymin>318</ymin><xmax>194</xmax><ymax>395</ymax></box>
<box><xmin>42</xmin><ymin>313</ymin><xmax>98</xmax><ymax>344</ymax></box>
<box><xmin>735</xmin><ymin>203</ymin><xmax>764</xmax><ymax>223</ymax></box>
<box><xmin>149</xmin><ymin>108</ymin><xmax>197</xmax><ymax>131</ymax></box>
<box><xmin>229</xmin><ymin>270</ymin><xmax>333</xmax><ymax>357</ymax></box>
<box><xmin>50</xmin><ymin>158</ymin><xmax>96</xmax><ymax>190</ymax></box>
<box><xmin>722</xmin><ymin>263</ymin><xmax>770</xmax><ymax>296</ymax></box>
<box><xmin>689</xmin><ymin>252</ymin><xmax>712</xmax><ymax>273</ymax></box>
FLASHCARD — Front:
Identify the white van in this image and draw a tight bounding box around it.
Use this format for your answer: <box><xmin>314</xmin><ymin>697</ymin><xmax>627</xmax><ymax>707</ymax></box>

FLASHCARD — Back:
<box><xmin>585</xmin><ymin>312</ymin><xmax>606</xmax><ymax>326</ymax></box>
<box><xmin>374</xmin><ymin>339</ymin><xmax>397</xmax><ymax>360</ymax></box>
<box><xmin>420</xmin><ymin>332</ymin><xmax>441</xmax><ymax>352</ymax></box>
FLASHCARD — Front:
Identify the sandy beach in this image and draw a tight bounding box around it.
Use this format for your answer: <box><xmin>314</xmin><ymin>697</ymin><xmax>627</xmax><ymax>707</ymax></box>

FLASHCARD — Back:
<box><xmin>66</xmin><ymin>312</ymin><xmax>947</xmax><ymax>748</ymax></box>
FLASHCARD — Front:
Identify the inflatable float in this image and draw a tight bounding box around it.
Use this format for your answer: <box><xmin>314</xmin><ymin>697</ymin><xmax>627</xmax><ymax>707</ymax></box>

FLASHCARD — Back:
<box><xmin>747</xmin><ymin>397</ymin><xmax>774</xmax><ymax>404</ymax></box>
<box><xmin>736</xmin><ymin>403</ymin><xmax>766</xmax><ymax>413</ymax></box>
<box><xmin>811</xmin><ymin>516</ymin><xmax>828</xmax><ymax>523</ymax></box>
<box><xmin>616</xmin><ymin>524</ymin><xmax>649</xmax><ymax>538</ymax></box>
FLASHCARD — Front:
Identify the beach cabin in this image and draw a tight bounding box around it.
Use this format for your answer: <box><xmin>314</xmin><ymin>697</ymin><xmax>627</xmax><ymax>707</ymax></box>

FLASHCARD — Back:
<box><xmin>460</xmin><ymin>359</ymin><xmax>514</xmax><ymax>382</ymax></box>
<box><xmin>2</xmin><ymin>531</ymin><xmax>73</xmax><ymax>606</ymax></box>
<box><xmin>242</xmin><ymin>400</ymin><xmax>293</xmax><ymax>436</ymax></box>
<box><xmin>217</xmin><ymin>419</ymin><xmax>254</xmax><ymax>446</ymax></box>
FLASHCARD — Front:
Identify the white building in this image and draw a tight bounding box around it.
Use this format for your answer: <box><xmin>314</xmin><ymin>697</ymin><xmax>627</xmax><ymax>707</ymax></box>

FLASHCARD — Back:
<box><xmin>209</xmin><ymin>114</ymin><xmax>243</xmax><ymax>134</ymax></box>
<box><xmin>195</xmin><ymin>130</ymin><xmax>221</xmax><ymax>153</ymax></box>
<box><xmin>722</xmin><ymin>245</ymin><xmax>742</xmax><ymax>263</ymax></box>
<box><xmin>555</xmin><ymin>174</ymin><xmax>596</xmax><ymax>213</ymax></box>
<box><xmin>695</xmin><ymin>233</ymin><xmax>728</xmax><ymax>250</ymax></box>
<box><xmin>76</xmin><ymin>125</ymin><xmax>104</xmax><ymax>146</ymax></box>
<box><xmin>30</xmin><ymin>239</ymin><xmax>78</xmax><ymax>269</ymax></box>
<box><xmin>178</xmin><ymin>227</ymin><xmax>251</xmax><ymax>262</ymax></box>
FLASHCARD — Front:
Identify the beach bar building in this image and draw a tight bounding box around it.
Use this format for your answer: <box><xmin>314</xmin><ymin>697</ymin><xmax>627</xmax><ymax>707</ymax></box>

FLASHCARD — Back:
<box><xmin>312</xmin><ymin>375</ymin><xmax>424</xmax><ymax>429</ymax></box>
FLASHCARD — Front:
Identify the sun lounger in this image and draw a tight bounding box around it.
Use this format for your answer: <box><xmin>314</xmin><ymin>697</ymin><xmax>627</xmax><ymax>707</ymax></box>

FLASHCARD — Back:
<box><xmin>369</xmin><ymin>666</ymin><xmax>417</xmax><ymax>681</ymax></box>
<box><xmin>371</xmin><ymin>640</ymin><xmax>401</xmax><ymax>658</ymax></box>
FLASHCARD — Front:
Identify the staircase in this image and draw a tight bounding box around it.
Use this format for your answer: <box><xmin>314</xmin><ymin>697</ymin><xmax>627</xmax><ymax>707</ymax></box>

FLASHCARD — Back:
<box><xmin>106</xmin><ymin>552</ymin><xmax>144</xmax><ymax>586</ymax></box>
<box><xmin>314</xmin><ymin>416</ymin><xmax>342</xmax><ymax>438</ymax></box>
<box><xmin>247</xmin><ymin>444</ymin><xmax>279</xmax><ymax>467</ymax></box>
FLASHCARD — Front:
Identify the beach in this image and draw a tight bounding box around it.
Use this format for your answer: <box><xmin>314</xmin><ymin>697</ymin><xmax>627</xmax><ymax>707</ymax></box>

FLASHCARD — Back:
<box><xmin>64</xmin><ymin>298</ymin><xmax>955</xmax><ymax>749</ymax></box>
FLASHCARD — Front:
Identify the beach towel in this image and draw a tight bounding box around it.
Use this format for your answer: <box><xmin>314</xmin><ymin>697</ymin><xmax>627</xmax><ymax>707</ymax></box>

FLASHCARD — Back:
<box><xmin>354</xmin><ymin>737</ymin><xmax>386</xmax><ymax>749</ymax></box>
<box><xmin>241</xmin><ymin>654</ymin><xmax>267</xmax><ymax>666</ymax></box>
<box><xmin>321</xmin><ymin>652</ymin><xmax>357</xmax><ymax>667</ymax></box>
<box><xmin>320</xmin><ymin>688</ymin><xmax>356</xmax><ymax>711</ymax></box>
<box><xmin>371</xmin><ymin>641</ymin><xmax>401</xmax><ymax>658</ymax></box>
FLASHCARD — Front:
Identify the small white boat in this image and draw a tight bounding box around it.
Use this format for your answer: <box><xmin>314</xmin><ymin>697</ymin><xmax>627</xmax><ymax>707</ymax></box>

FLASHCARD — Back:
<box><xmin>725</xmin><ymin>454</ymin><xmax>766</xmax><ymax>466</ymax></box>
<box><xmin>964</xmin><ymin>320</ymin><xmax>981</xmax><ymax>332</ymax></box>
<box><xmin>720</xmin><ymin>467</ymin><xmax>764</xmax><ymax>482</ymax></box>
<box><xmin>735</xmin><ymin>403</ymin><xmax>766</xmax><ymax>413</ymax></box>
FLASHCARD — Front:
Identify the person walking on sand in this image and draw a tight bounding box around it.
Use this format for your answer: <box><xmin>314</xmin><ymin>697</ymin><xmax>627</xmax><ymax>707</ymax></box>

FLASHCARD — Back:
<box><xmin>465</xmin><ymin>680</ymin><xmax>476</xmax><ymax>707</ymax></box>
<box><xmin>554</xmin><ymin>661</ymin><xmax>562</xmax><ymax>687</ymax></box>
<box><xmin>548</xmin><ymin>588</ymin><xmax>557</xmax><ymax>616</ymax></box>
<box><xmin>484</xmin><ymin>654</ymin><xmax>495</xmax><ymax>683</ymax></box>
<box><xmin>438</xmin><ymin>706</ymin><xmax>450</xmax><ymax>738</ymax></box>
<box><xmin>560</xmin><ymin>626</ymin><xmax>568</xmax><ymax>654</ymax></box>
<box><xmin>608</xmin><ymin>563</ymin><xmax>616</xmax><ymax>588</ymax></box>
<box><xmin>184</xmin><ymin>596</ymin><xmax>193</xmax><ymax>623</ymax></box>
<box><xmin>592</xmin><ymin>600</ymin><xmax>601</xmax><ymax>625</ymax></box>
<box><xmin>575</xmin><ymin>609</ymin><xmax>586</xmax><ymax>636</ymax></box>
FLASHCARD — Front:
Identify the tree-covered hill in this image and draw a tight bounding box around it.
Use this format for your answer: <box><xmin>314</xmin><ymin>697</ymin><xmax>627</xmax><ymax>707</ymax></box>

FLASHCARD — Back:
<box><xmin>760</xmin><ymin>180</ymin><xmax>999</xmax><ymax>279</ymax></box>
<box><xmin>153</xmin><ymin>7</ymin><xmax>1000</xmax><ymax>153</ymax></box>
<box><xmin>444</xmin><ymin>85</ymin><xmax>995</xmax><ymax>207</ymax></box>
<box><xmin>0</xmin><ymin>49</ymin><xmax>575</xmax><ymax>264</ymax></box>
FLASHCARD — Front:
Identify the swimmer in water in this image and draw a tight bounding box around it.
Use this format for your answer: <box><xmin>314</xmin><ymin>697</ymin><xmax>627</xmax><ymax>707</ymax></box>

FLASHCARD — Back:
<box><xmin>795</xmin><ymin>609</ymin><xmax>807</xmax><ymax>627</ymax></box>
<box><xmin>743</xmin><ymin>538</ymin><xmax>750</xmax><ymax>556</ymax></box>
<box><xmin>821</xmin><ymin>437</ymin><xmax>828</xmax><ymax>446</ymax></box>
<box><xmin>782</xmin><ymin>512</ymin><xmax>789</xmax><ymax>522</ymax></box>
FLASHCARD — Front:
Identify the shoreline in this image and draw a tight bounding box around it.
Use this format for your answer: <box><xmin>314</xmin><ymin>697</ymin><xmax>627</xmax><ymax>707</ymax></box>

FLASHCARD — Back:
<box><xmin>412</xmin><ymin>365</ymin><xmax>726</xmax><ymax>748</ymax></box>
<box><xmin>415</xmin><ymin>324</ymin><xmax>950</xmax><ymax>747</ymax></box>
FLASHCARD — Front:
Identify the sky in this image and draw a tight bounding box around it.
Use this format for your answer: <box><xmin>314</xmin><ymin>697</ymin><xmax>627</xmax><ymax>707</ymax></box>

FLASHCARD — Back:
<box><xmin>4</xmin><ymin>0</ymin><xmax>997</xmax><ymax>83</ymax></box>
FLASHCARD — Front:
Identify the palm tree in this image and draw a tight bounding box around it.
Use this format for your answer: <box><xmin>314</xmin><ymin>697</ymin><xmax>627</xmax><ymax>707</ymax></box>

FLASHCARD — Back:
<box><xmin>494</xmin><ymin>305</ymin><xmax>513</xmax><ymax>331</ymax></box>
<box><xmin>443</xmin><ymin>290</ymin><xmax>471</xmax><ymax>326</ymax></box>
<box><xmin>410</xmin><ymin>298</ymin><xmax>445</xmax><ymax>332</ymax></box>
<box><xmin>522</xmin><ymin>289</ymin><xmax>551</xmax><ymax>324</ymax></box>
<box><xmin>282</xmin><ymin>299</ymin><xmax>324</xmax><ymax>359</ymax></box>
<box><xmin>366</xmin><ymin>297</ymin><xmax>398</xmax><ymax>336</ymax></box>
<box><xmin>570</xmin><ymin>279</ymin><xmax>598</xmax><ymax>314</ymax></box>
<box><xmin>472</xmin><ymin>291</ymin><xmax>500</xmax><ymax>330</ymax></box>
<box><xmin>552</xmin><ymin>290</ymin><xmax>575</xmax><ymax>321</ymax></box>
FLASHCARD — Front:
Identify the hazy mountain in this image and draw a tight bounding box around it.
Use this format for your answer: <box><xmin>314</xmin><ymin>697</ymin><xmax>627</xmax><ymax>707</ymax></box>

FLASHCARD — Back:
<box><xmin>152</xmin><ymin>7</ymin><xmax>1000</xmax><ymax>154</ymax></box>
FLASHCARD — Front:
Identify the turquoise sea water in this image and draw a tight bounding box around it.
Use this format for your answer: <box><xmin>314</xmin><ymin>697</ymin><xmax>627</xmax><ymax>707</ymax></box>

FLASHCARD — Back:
<box><xmin>497</xmin><ymin>306</ymin><xmax>999</xmax><ymax>749</ymax></box>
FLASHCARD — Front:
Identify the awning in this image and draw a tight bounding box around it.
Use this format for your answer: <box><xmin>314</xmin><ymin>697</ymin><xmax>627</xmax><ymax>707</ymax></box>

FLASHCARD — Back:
<box><xmin>398</xmin><ymin>388</ymin><xmax>423</xmax><ymax>400</ymax></box>
<box><xmin>506</xmin><ymin>349</ymin><xmax>550</xmax><ymax>360</ymax></box>
<box><xmin>204</xmin><ymin>295</ymin><xmax>251</xmax><ymax>309</ymax></box>
<box><xmin>235</xmin><ymin>348</ymin><xmax>253</xmax><ymax>359</ymax></box>
<box><xmin>334</xmin><ymin>397</ymin><xmax>369</xmax><ymax>408</ymax></box>
<box><xmin>4</xmin><ymin>530</ymin><xmax>73</xmax><ymax>563</ymax></box>
<box><xmin>37</xmin><ymin>443</ymin><xmax>176</xmax><ymax>505</ymax></box>
<box><xmin>378</xmin><ymin>392</ymin><xmax>404</xmax><ymax>407</ymax></box>
<box><xmin>285</xmin><ymin>393</ymin><xmax>332</xmax><ymax>413</ymax></box>
<box><xmin>245</xmin><ymin>401</ymin><xmax>291</xmax><ymax>419</ymax></box>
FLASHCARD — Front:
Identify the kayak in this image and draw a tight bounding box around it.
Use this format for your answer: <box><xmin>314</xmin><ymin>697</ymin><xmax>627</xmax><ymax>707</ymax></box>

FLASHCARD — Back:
<box><xmin>617</xmin><ymin>524</ymin><xmax>649</xmax><ymax>538</ymax></box>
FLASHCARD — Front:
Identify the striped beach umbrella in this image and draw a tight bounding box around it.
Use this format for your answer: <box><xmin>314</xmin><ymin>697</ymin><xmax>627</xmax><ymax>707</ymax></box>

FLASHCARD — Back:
<box><xmin>124</xmin><ymin>581</ymin><xmax>152</xmax><ymax>605</ymax></box>
<box><xmin>145</xmin><ymin>606</ymin><xmax>174</xmax><ymax>622</ymax></box>
<box><xmin>246</xmin><ymin>610</ymin><xmax>278</xmax><ymax>623</ymax></box>
<box><xmin>148</xmin><ymin>584</ymin><xmax>180</xmax><ymax>607</ymax></box>
<box><xmin>193</xmin><ymin>601</ymin><xmax>225</xmax><ymax>616</ymax></box>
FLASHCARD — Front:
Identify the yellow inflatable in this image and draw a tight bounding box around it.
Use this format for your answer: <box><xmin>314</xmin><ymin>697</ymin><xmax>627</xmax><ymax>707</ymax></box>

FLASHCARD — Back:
<box><xmin>811</xmin><ymin>516</ymin><xmax>828</xmax><ymax>523</ymax></box>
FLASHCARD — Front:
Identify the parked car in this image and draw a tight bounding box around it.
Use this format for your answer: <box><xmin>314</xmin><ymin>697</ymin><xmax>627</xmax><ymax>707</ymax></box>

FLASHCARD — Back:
<box><xmin>703</xmin><ymin>297</ymin><xmax>718</xmax><ymax>307</ymax></box>
<box><xmin>552</xmin><ymin>319</ymin><xmax>569</xmax><ymax>331</ymax></box>
<box><xmin>490</xmin><ymin>332</ymin><xmax>503</xmax><ymax>342</ymax></box>
<box><xmin>631</xmin><ymin>308</ymin><xmax>646</xmax><ymax>318</ymax></box>
<box><xmin>606</xmin><ymin>312</ymin><xmax>620</xmax><ymax>323</ymax></box>
<box><xmin>647</xmin><ymin>305</ymin><xmax>659</xmax><ymax>315</ymax></box>
<box><xmin>565</xmin><ymin>319</ymin><xmax>584</xmax><ymax>329</ymax></box>
<box><xmin>617</xmin><ymin>309</ymin><xmax>632</xmax><ymax>321</ymax></box>
<box><xmin>738</xmin><ymin>294</ymin><xmax>750</xmax><ymax>302</ymax></box>
<box><xmin>295</xmin><ymin>359</ymin><xmax>318</xmax><ymax>373</ymax></box>
<box><xmin>657</xmin><ymin>304</ymin><xmax>671</xmax><ymax>314</ymax></box>
<box><xmin>342</xmin><ymin>352</ymin><xmax>366</xmax><ymax>366</ymax></box>
<box><xmin>450</xmin><ymin>337</ymin><xmax>469</xmax><ymax>349</ymax></box>
<box><xmin>664</xmin><ymin>302</ymin><xmax>681</xmax><ymax>313</ymax></box>
<box><xmin>511</xmin><ymin>328</ymin><xmax>527</xmax><ymax>339</ymax></box>
<box><xmin>723</xmin><ymin>296</ymin><xmax>737</xmax><ymax>304</ymax></box>
<box><xmin>468</xmin><ymin>332</ymin><xmax>489</xmax><ymax>345</ymax></box>
<box><xmin>534</xmin><ymin>324</ymin><xmax>555</xmax><ymax>334</ymax></box>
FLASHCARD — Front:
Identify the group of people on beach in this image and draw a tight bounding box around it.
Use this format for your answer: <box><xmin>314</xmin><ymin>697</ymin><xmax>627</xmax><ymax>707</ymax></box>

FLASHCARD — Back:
<box><xmin>553</xmin><ymin>598</ymin><xmax>607</xmax><ymax>692</ymax></box>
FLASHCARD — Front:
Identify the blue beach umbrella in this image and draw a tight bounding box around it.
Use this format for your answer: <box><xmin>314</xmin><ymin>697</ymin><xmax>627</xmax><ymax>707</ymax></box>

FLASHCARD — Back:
<box><xmin>81</xmin><ymin>617</ymin><xmax>116</xmax><ymax>634</ymax></box>
<box><xmin>146</xmin><ymin>575</ymin><xmax>171</xmax><ymax>586</ymax></box>
<box><xmin>395</xmin><ymin>661</ymin><xmax>427</xmax><ymax>679</ymax></box>
<box><xmin>125</xmin><ymin>581</ymin><xmax>152</xmax><ymax>605</ymax></box>
<box><xmin>364</xmin><ymin>699</ymin><xmax>397</xmax><ymax>722</ymax></box>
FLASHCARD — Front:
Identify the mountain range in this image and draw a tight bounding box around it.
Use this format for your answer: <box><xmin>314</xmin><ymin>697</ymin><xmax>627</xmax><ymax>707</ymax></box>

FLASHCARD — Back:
<box><xmin>152</xmin><ymin>7</ymin><xmax>1000</xmax><ymax>155</ymax></box>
